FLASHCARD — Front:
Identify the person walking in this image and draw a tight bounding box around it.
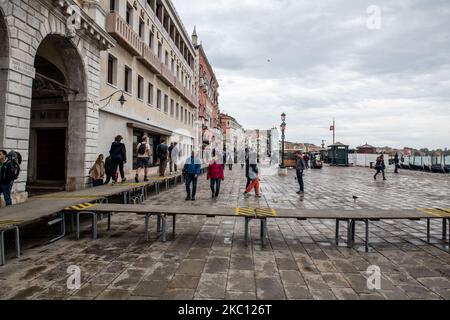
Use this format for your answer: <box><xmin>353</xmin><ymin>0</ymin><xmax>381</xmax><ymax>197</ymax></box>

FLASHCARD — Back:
<box><xmin>227</xmin><ymin>151</ymin><xmax>233</xmax><ymax>171</ymax></box>
<box><xmin>304</xmin><ymin>154</ymin><xmax>310</xmax><ymax>169</ymax></box>
<box><xmin>171</xmin><ymin>142</ymin><xmax>179</xmax><ymax>173</ymax></box>
<box><xmin>245</xmin><ymin>148</ymin><xmax>252</xmax><ymax>189</ymax></box>
<box><xmin>244</xmin><ymin>158</ymin><xmax>261</xmax><ymax>198</ymax></box>
<box><xmin>89</xmin><ymin>154</ymin><xmax>105</xmax><ymax>187</ymax></box>
<box><xmin>168</xmin><ymin>142</ymin><xmax>174</xmax><ymax>174</ymax></box>
<box><xmin>374</xmin><ymin>154</ymin><xmax>387</xmax><ymax>180</ymax></box>
<box><xmin>183</xmin><ymin>151</ymin><xmax>202</xmax><ymax>201</ymax></box>
<box><xmin>104</xmin><ymin>155</ymin><xmax>114</xmax><ymax>185</ymax></box>
<box><xmin>296</xmin><ymin>151</ymin><xmax>306</xmax><ymax>194</ymax></box>
<box><xmin>109</xmin><ymin>135</ymin><xmax>127</xmax><ymax>184</ymax></box>
<box><xmin>207</xmin><ymin>157</ymin><xmax>225</xmax><ymax>199</ymax></box>
<box><xmin>222</xmin><ymin>149</ymin><xmax>227</xmax><ymax>170</ymax></box>
<box><xmin>135</xmin><ymin>136</ymin><xmax>151</xmax><ymax>182</ymax></box>
<box><xmin>0</xmin><ymin>150</ymin><xmax>21</xmax><ymax>206</ymax></box>
<box><xmin>156</xmin><ymin>139</ymin><xmax>169</xmax><ymax>177</ymax></box>
<box><xmin>394</xmin><ymin>153</ymin><xmax>400</xmax><ymax>174</ymax></box>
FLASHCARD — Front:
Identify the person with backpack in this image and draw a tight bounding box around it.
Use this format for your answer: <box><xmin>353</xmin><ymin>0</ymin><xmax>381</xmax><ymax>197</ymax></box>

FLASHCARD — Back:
<box><xmin>183</xmin><ymin>150</ymin><xmax>202</xmax><ymax>201</ymax></box>
<box><xmin>109</xmin><ymin>135</ymin><xmax>127</xmax><ymax>184</ymax></box>
<box><xmin>374</xmin><ymin>154</ymin><xmax>387</xmax><ymax>181</ymax></box>
<box><xmin>156</xmin><ymin>139</ymin><xmax>169</xmax><ymax>177</ymax></box>
<box><xmin>89</xmin><ymin>154</ymin><xmax>105</xmax><ymax>187</ymax></box>
<box><xmin>207</xmin><ymin>156</ymin><xmax>225</xmax><ymax>200</ymax></box>
<box><xmin>135</xmin><ymin>136</ymin><xmax>151</xmax><ymax>183</ymax></box>
<box><xmin>0</xmin><ymin>150</ymin><xmax>22</xmax><ymax>206</ymax></box>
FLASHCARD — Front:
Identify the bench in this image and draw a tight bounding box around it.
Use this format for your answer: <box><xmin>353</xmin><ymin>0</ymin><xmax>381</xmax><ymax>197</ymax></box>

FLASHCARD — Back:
<box><xmin>62</xmin><ymin>204</ymin><xmax>450</xmax><ymax>253</ymax></box>
<box><xmin>0</xmin><ymin>173</ymin><xmax>185</xmax><ymax>266</ymax></box>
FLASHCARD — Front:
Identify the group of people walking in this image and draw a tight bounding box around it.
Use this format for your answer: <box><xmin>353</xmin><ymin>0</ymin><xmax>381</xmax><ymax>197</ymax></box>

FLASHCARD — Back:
<box><xmin>89</xmin><ymin>136</ymin><xmax>182</xmax><ymax>187</ymax></box>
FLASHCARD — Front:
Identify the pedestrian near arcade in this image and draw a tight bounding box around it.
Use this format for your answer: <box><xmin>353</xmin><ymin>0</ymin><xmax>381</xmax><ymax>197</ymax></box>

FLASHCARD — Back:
<box><xmin>183</xmin><ymin>151</ymin><xmax>202</xmax><ymax>201</ymax></box>
<box><xmin>207</xmin><ymin>156</ymin><xmax>224</xmax><ymax>199</ymax></box>
<box><xmin>168</xmin><ymin>142</ymin><xmax>174</xmax><ymax>174</ymax></box>
<box><xmin>156</xmin><ymin>139</ymin><xmax>169</xmax><ymax>177</ymax></box>
<box><xmin>374</xmin><ymin>154</ymin><xmax>387</xmax><ymax>181</ymax></box>
<box><xmin>296</xmin><ymin>151</ymin><xmax>306</xmax><ymax>194</ymax></box>
<box><xmin>89</xmin><ymin>154</ymin><xmax>105</xmax><ymax>187</ymax></box>
<box><xmin>135</xmin><ymin>136</ymin><xmax>151</xmax><ymax>183</ymax></box>
<box><xmin>109</xmin><ymin>135</ymin><xmax>127</xmax><ymax>184</ymax></box>
<box><xmin>171</xmin><ymin>142</ymin><xmax>180</xmax><ymax>173</ymax></box>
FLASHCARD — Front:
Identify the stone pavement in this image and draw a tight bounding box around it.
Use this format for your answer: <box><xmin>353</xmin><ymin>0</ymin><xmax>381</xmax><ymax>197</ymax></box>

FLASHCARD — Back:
<box><xmin>0</xmin><ymin>166</ymin><xmax>449</xmax><ymax>300</ymax></box>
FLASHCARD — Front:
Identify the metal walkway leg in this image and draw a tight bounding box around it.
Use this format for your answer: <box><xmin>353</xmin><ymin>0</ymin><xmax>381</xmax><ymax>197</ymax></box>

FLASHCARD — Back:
<box><xmin>0</xmin><ymin>231</ymin><xmax>5</xmax><ymax>266</ymax></box>
<box><xmin>92</xmin><ymin>213</ymin><xmax>98</xmax><ymax>240</ymax></box>
<box><xmin>157</xmin><ymin>215</ymin><xmax>162</xmax><ymax>233</ymax></box>
<box><xmin>244</xmin><ymin>217</ymin><xmax>250</xmax><ymax>247</ymax></box>
<box><xmin>107</xmin><ymin>213</ymin><xmax>112</xmax><ymax>231</ymax></box>
<box><xmin>144</xmin><ymin>214</ymin><xmax>150</xmax><ymax>242</ymax></box>
<box><xmin>335</xmin><ymin>219</ymin><xmax>340</xmax><ymax>245</ymax></box>
<box><xmin>427</xmin><ymin>219</ymin><xmax>431</xmax><ymax>244</ymax></box>
<box><xmin>161</xmin><ymin>215</ymin><xmax>167</xmax><ymax>242</ymax></box>
<box><xmin>15</xmin><ymin>227</ymin><xmax>20</xmax><ymax>258</ymax></box>
<box><xmin>347</xmin><ymin>220</ymin><xmax>353</xmax><ymax>248</ymax></box>
<box><xmin>365</xmin><ymin>219</ymin><xmax>369</xmax><ymax>253</ymax></box>
<box><xmin>76</xmin><ymin>213</ymin><xmax>80</xmax><ymax>240</ymax></box>
<box><xmin>442</xmin><ymin>219</ymin><xmax>447</xmax><ymax>240</ymax></box>
<box><xmin>172</xmin><ymin>215</ymin><xmax>176</xmax><ymax>239</ymax></box>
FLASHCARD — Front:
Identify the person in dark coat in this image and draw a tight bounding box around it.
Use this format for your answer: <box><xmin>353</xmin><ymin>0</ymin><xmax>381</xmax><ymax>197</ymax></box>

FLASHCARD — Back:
<box><xmin>245</xmin><ymin>148</ymin><xmax>251</xmax><ymax>189</ymax></box>
<box><xmin>374</xmin><ymin>154</ymin><xmax>387</xmax><ymax>181</ymax></box>
<box><xmin>104</xmin><ymin>156</ymin><xmax>114</xmax><ymax>185</ymax></box>
<box><xmin>394</xmin><ymin>153</ymin><xmax>399</xmax><ymax>174</ymax></box>
<box><xmin>296</xmin><ymin>151</ymin><xmax>306</xmax><ymax>194</ymax></box>
<box><xmin>109</xmin><ymin>135</ymin><xmax>127</xmax><ymax>184</ymax></box>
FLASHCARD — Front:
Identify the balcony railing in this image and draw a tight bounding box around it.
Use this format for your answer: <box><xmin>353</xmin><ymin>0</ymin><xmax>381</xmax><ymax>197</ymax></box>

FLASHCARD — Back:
<box><xmin>158</xmin><ymin>64</ymin><xmax>176</xmax><ymax>87</ymax></box>
<box><xmin>106</xmin><ymin>12</ymin><xmax>198</xmax><ymax>107</ymax></box>
<box><xmin>139</xmin><ymin>44</ymin><xmax>161</xmax><ymax>74</ymax></box>
<box><xmin>106</xmin><ymin>12</ymin><xmax>143</xmax><ymax>56</ymax></box>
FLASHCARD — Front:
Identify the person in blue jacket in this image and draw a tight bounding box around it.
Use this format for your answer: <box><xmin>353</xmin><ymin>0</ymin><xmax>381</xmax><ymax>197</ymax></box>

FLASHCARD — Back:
<box><xmin>183</xmin><ymin>150</ymin><xmax>202</xmax><ymax>201</ymax></box>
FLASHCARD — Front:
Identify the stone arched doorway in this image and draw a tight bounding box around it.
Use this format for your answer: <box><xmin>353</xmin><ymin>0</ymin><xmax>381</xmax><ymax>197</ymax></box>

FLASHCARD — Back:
<box><xmin>27</xmin><ymin>35</ymin><xmax>87</xmax><ymax>194</ymax></box>
<box><xmin>0</xmin><ymin>8</ymin><xmax>9</xmax><ymax>147</ymax></box>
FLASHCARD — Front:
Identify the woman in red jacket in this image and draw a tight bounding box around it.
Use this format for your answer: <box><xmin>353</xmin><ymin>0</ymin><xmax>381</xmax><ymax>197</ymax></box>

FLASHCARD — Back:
<box><xmin>207</xmin><ymin>157</ymin><xmax>225</xmax><ymax>199</ymax></box>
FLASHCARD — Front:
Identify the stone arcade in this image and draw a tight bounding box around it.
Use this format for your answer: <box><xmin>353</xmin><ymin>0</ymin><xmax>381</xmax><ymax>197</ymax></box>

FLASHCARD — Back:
<box><xmin>0</xmin><ymin>0</ymin><xmax>115</xmax><ymax>203</ymax></box>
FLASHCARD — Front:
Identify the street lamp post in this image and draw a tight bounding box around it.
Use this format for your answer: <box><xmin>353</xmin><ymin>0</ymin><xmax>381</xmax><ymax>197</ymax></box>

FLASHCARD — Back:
<box><xmin>279</xmin><ymin>113</ymin><xmax>288</xmax><ymax>175</ymax></box>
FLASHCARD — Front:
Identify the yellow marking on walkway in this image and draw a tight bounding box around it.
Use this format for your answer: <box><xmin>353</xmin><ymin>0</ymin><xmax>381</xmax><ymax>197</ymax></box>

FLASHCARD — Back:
<box><xmin>115</xmin><ymin>183</ymin><xmax>149</xmax><ymax>187</ymax></box>
<box><xmin>437</xmin><ymin>208</ymin><xmax>450</xmax><ymax>215</ymax></box>
<box><xmin>64</xmin><ymin>203</ymin><xmax>97</xmax><ymax>211</ymax></box>
<box><xmin>0</xmin><ymin>220</ymin><xmax>24</xmax><ymax>226</ymax></box>
<box><xmin>36</xmin><ymin>196</ymin><xmax>104</xmax><ymax>200</ymax></box>
<box><xmin>255</xmin><ymin>208</ymin><xmax>277</xmax><ymax>217</ymax></box>
<box><xmin>419</xmin><ymin>208</ymin><xmax>446</xmax><ymax>218</ymax></box>
<box><xmin>235</xmin><ymin>208</ymin><xmax>255</xmax><ymax>217</ymax></box>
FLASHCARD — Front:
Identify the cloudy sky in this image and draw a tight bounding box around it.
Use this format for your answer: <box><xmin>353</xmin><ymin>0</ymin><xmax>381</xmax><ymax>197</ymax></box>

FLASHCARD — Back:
<box><xmin>172</xmin><ymin>0</ymin><xmax>450</xmax><ymax>149</ymax></box>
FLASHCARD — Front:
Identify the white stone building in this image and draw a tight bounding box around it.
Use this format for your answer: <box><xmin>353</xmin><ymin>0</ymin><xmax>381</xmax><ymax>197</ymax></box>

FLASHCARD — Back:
<box><xmin>0</xmin><ymin>0</ymin><xmax>198</xmax><ymax>204</ymax></box>
<box><xmin>0</xmin><ymin>0</ymin><xmax>115</xmax><ymax>202</ymax></box>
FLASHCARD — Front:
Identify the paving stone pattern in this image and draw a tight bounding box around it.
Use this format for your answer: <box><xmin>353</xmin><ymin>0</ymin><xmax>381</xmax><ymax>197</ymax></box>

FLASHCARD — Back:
<box><xmin>0</xmin><ymin>166</ymin><xmax>449</xmax><ymax>300</ymax></box>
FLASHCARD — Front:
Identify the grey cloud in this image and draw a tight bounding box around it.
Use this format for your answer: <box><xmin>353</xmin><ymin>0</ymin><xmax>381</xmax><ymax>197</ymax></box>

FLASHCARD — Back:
<box><xmin>173</xmin><ymin>0</ymin><xmax>450</xmax><ymax>149</ymax></box>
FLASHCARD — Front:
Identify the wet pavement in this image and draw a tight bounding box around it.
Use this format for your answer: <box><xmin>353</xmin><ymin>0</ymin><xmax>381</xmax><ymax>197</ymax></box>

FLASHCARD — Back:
<box><xmin>0</xmin><ymin>165</ymin><xmax>449</xmax><ymax>300</ymax></box>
